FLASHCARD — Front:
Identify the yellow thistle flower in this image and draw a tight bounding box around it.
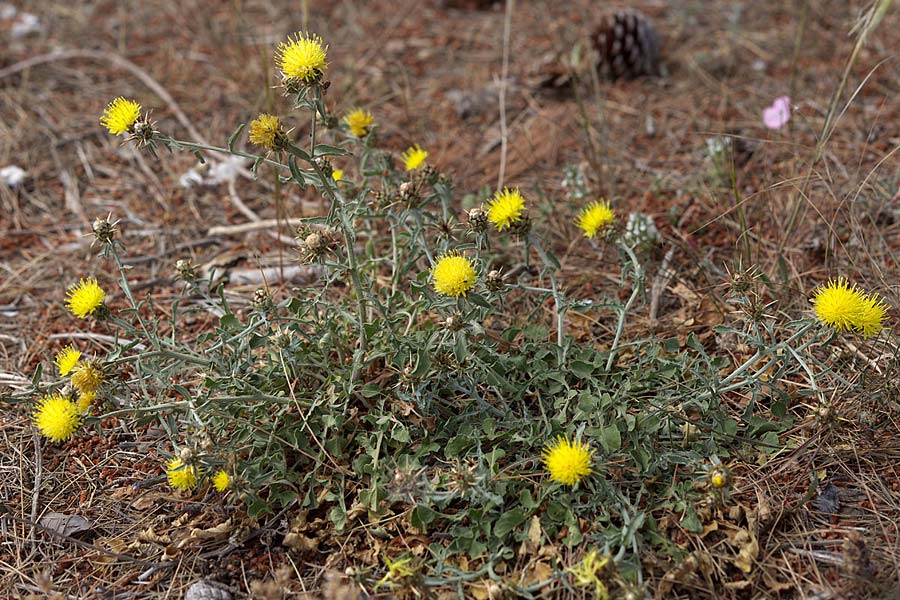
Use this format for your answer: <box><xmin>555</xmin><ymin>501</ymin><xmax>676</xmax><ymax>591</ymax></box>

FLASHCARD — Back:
<box><xmin>33</xmin><ymin>393</ymin><xmax>81</xmax><ymax>443</ymax></box>
<box><xmin>248</xmin><ymin>114</ymin><xmax>286</xmax><ymax>152</ymax></box>
<box><xmin>402</xmin><ymin>144</ymin><xmax>428</xmax><ymax>171</ymax></box>
<box><xmin>332</xmin><ymin>169</ymin><xmax>344</xmax><ymax>182</ymax></box>
<box><xmin>568</xmin><ymin>549</ymin><xmax>610</xmax><ymax>600</ymax></box>
<box><xmin>71</xmin><ymin>361</ymin><xmax>104</xmax><ymax>394</ymax></box>
<box><xmin>857</xmin><ymin>292</ymin><xmax>888</xmax><ymax>338</ymax></box>
<box><xmin>543</xmin><ymin>435</ymin><xmax>593</xmax><ymax>486</ymax></box>
<box><xmin>100</xmin><ymin>97</ymin><xmax>142</xmax><ymax>136</ymax></box>
<box><xmin>431</xmin><ymin>253</ymin><xmax>477</xmax><ymax>298</ymax></box>
<box><xmin>212</xmin><ymin>470</ymin><xmax>231</xmax><ymax>492</ymax></box>
<box><xmin>811</xmin><ymin>278</ymin><xmax>887</xmax><ymax>337</ymax></box>
<box><xmin>166</xmin><ymin>457</ymin><xmax>200</xmax><ymax>492</ymax></box>
<box><xmin>66</xmin><ymin>278</ymin><xmax>105</xmax><ymax>318</ymax></box>
<box><xmin>275</xmin><ymin>32</ymin><xmax>328</xmax><ymax>82</ymax></box>
<box><xmin>54</xmin><ymin>346</ymin><xmax>81</xmax><ymax>377</ymax></box>
<box><xmin>75</xmin><ymin>390</ymin><xmax>96</xmax><ymax>414</ymax></box>
<box><xmin>343</xmin><ymin>108</ymin><xmax>375</xmax><ymax>138</ymax></box>
<box><xmin>710</xmin><ymin>471</ymin><xmax>727</xmax><ymax>489</ymax></box>
<box><xmin>487</xmin><ymin>188</ymin><xmax>525</xmax><ymax>231</ymax></box>
<box><xmin>577</xmin><ymin>200</ymin><xmax>615</xmax><ymax>238</ymax></box>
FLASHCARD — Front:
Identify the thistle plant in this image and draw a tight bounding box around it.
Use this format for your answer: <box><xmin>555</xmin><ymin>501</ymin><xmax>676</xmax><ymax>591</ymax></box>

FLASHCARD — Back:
<box><xmin>20</xmin><ymin>27</ymin><xmax>895</xmax><ymax>597</ymax></box>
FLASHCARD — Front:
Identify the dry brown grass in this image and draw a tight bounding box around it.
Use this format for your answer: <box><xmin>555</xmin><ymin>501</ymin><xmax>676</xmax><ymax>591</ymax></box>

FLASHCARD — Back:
<box><xmin>2</xmin><ymin>0</ymin><xmax>900</xmax><ymax>597</ymax></box>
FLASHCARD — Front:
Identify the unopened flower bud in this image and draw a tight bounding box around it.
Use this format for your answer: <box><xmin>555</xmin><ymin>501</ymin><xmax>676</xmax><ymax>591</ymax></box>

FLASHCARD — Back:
<box><xmin>486</xmin><ymin>269</ymin><xmax>504</xmax><ymax>291</ymax></box>
<box><xmin>175</xmin><ymin>259</ymin><xmax>197</xmax><ymax>281</ymax></box>
<box><xmin>92</xmin><ymin>214</ymin><xmax>120</xmax><ymax>245</ymax></box>
<box><xmin>467</xmin><ymin>207</ymin><xmax>488</xmax><ymax>232</ymax></box>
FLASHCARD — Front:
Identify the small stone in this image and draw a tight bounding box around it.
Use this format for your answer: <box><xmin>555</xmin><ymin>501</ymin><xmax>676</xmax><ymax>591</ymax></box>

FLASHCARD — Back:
<box><xmin>184</xmin><ymin>580</ymin><xmax>232</xmax><ymax>600</ymax></box>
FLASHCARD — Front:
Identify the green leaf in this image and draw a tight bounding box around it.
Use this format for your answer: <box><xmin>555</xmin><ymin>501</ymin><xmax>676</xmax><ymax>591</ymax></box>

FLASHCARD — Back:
<box><xmin>411</xmin><ymin>504</ymin><xmax>438</xmax><ymax>531</ymax></box>
<box><xmin>523</xmin><ymin>325</ymin><xmax>548</xmax><ymax>341</ymax></box>
<box><xmin>570</xmin><ymin>360</ymin><xmax>594</xmax><ymax>379</ymax></box>
<box><xmin>444</xmin><ymin>434</ymin><xmax>470</xmax><ymax>459</ymax></box>
<box><xmin>218</xmin><ymin>313</ymin><xmax>240</xmax><ymax>332</ymax></box>
<box><xmin>227</xmin><ymin>122</ymin><xmax>246</xmax><ymax>152</ymax></box>
<box><xmin>329</xmin><ymin>504</ymin><xmax>347</xmax><ymax>531</ymax></box>
<box><xmin>313</xmin><ymin>143</ymin><xmax>352</xmax><ymax>157</ymax></box>
<box><xmin>518</xmin><ymin>488</ymin><xmax>538</xmax><ymax>510</ymax></box>
<box><xmin>288</xmin><ymin>145</ymin><xmax>311</xmax><ymax>161</ymax></box>
<box><xmin>680</xmin><ymin>505</ymin><xmax>703</xmax><ymax>533</ymax></box>
<box><xmin>493</xmin><ymin>508</ymin><xmax>526</xmax><ymax>538</ymax></box>
<box><xmin>288</xmin><ymin>155</ymin><xmax>305</xmax><ymax>185</ymax></box>
<box><xmin>600</xmin><ymin>424</ymin><xmax>621</xmax><ymax>452</ymax></box>
<box><xmin>468</xmin><ymin>293</ymin><xmax>492</xmax><ymax>309</ymax></box>
<box><xmin>391</xmin><ymin>425</ymin><xmax>410</xmax><ymax>443</ymax></box>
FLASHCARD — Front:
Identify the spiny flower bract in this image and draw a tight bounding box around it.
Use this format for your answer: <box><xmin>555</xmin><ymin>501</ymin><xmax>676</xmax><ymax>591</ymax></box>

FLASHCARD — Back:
<box><xmin>343</xmin><ymin>108</ymin><xmax>375</xmax><ymax>138</ymax></box>
<box><xmin>431</xmin><ymin>253</ymin><xmax>476</xmax><ymax>298</ymax></box>
<box><xmin>543</xmin><ymin>435</ymin><xmax>593</xmax><ymax>486</ymax></box>
<box><xmin>812</xmin><ymin>278</ymin><xmax>887</xmax><ymax>338</ymax></box>
<box><xmin>33</xmin><ymin>394</ymin><xmax>81</xmax><ymax>443</ymax></box>
<box><xmin>167</xmin><ymin>457</ymin><xmax>199</xmax><ymax>491</ymax></box>
<box><xmin>66</xmin><ymin>278</ymin><xmax>105</xmax><ymax>318</ymax></box>
<box><xmin>71</xmin><ymin>361</ymin><xmax>104</xmax><ymax>394</ymax></box>
<box><xmin>248</xmin><ymin>114</ymin><xmax>285</xmax><ymax>152</ymax></box>
<box><xmin>212</xmin><ymin>470</ymin><xmax>231</xmax><ymax>492</ymax></box>
<box><xmin>487</xmin><ymin>188</ymin><xmax>525</xmax><ymax>231</ymax></box>
<box><xmin>275</xmin><ymin>32</ymin><xmax>327</xmax><ymax>82</ymax></box>
<box><xmin>100</xmin><ymin>97</ymin><xmax>141</xmax><ymax>136</ymax></box>
<box><xmin>577</xmin><ymin>200</ymin><xmax>615</xmax><ymax>238</ymax></box>
<box><xmin>402</xmin><ymin>144</ymin><xmax>428</xmax><ymax>171</ymax></box>
<box><xmin>54</xmin><ymin>345</ymin><xmax>81</xmax><ymax>376</ymax></box>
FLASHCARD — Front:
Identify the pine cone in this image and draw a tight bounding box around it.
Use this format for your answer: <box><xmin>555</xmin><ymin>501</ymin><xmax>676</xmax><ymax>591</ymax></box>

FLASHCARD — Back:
<box><xmin>592</xmin><ymin>11</ymin><xmax>661</xmax><ymax>80</ymax></box>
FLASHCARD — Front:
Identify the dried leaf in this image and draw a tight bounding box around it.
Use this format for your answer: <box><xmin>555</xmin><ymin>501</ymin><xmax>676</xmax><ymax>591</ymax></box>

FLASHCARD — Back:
<box><xmin>137</xmin><ymin>527</ymin><xmax>170</xmax><ymax>545</ymax></box>
<box><xmin>178</xmin><ymin>519</ymin><xmax>233</xmax><ymax>548</ymax></box>
<box><xmin>39</xmin><ymin>512</ymin><xmax>91</xmax><ymax>537</ymax></box>
<box><xmin>733</xmin><ymin>531</ymin><xmax>759</xmax><ymax>573</ymax></box>
<box><xmin>283</xmin><ymin>532</ymin><xmax>318</xmax><ymax>551</ymax></box>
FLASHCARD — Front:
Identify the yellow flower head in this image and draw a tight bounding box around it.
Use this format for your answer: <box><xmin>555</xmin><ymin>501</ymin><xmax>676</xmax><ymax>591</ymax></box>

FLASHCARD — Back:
<box><xmin>33</xmin><ymin>393</ymin><xmax>81</xmax><ymax>443</ymax></box>
<box><xmin>212</xmin><ymin>470</ymin><xmax>231</xmax><ymax>492</ymax></box>
<box><xmin>76</xmin><ymin>390</ymin><xmax>96</xmax><ymax>414</ymax></box>
<box><xmin>431</xmin><ymin>253</ymin><xmax>477</xmax><ymax>298</ymax></box>
<box><xmin>343</xmin><ymin>108</ymin><xmax>375</xmax><ymax>138</ymax></box>
<box><xmin>167</xmin><ymin>457</ymin><xmax>200</xmax><ymax>491</ymax></box>
<box><xmin>402</xmin><ymin>144</ymin><xmax>428</xmax><ymax>171</ymax></box>
<box><xmin>487</xmin><ymin>188</ymin><xmax>525</xmax><ymax>231</ymax></box>
<box><xmin>543</xmin><ymin>435</ymin><xmax>593</xmax><ymax>486</ymax></box>
<box><xmin>54</xmin><ymin>345</ymin><xmax>81</xmax><ymax>377</ymax></box>
<box><xmin>856</xmin><ymin>292</ymin><xmax>888</xmax><ymax>338</ymax></box>
<box><xmin>248</xmin><ymin>114</ymin><xmax>286</xmax><ymax>152</ymax></box>
<box><xmin>71</xmin><ymin>361</ymin><xmax>104</xmax><ymax>395</ymax></box>
<box><xmin>568</xmin><ymin>549</ymin><xmax>610</xmax><ymax>599</ymax></box>
<box><xmin>812</xmin><ymin>278</ymin><xmax>887</xmax><ymax>338</ymax></box>
<box><xmin>66</xmin><ymin>278</ymin><xmax>105</xmax><ymax>318</ymax></box>
<box><xmin>100</xmin><ymin>97</ymin><xmax>142</xmax><ymax>136</ymax></box>
<box><xmin>276</xmin><ymin>32</ymin><xmax>328</xmax><ymax>82</ymax></box>
<box><xmin>577</xmin><ymin>200</ymin><xmax>615</xmax><ymax>238</ymax></box>
<box><xmin>332</xmin><ymin>169</ymin><xmax>344</xmax><ymax>182</ymax></box>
